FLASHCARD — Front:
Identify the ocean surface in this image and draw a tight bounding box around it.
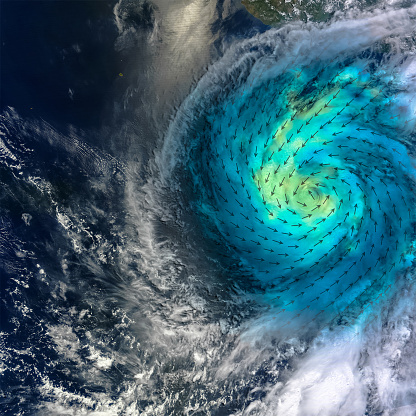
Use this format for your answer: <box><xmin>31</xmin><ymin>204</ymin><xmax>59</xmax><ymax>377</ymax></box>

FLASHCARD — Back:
<box><xmin>1</xmin><ymin>1</ymin><xmax>416</xmax><ymax>415</ymax></box>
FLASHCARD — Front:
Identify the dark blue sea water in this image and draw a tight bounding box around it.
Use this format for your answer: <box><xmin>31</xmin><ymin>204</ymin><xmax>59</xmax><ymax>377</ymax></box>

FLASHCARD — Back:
<box><xmin>1</xmin><ymin>1</ymin><xmax>119</xmax><ymax>130</ymax></box>
<box><xmin>1</xmin><ymin>1</ymin><xmax>416</xmax><ymax>415</ymax></box>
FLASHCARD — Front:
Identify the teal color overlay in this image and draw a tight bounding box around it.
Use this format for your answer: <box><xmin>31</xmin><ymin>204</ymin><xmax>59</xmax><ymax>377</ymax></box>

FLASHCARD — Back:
<box><xmin>184</xmin><ymin>56</ymin><xmax>416</xmax><ymax>329</ymax></box>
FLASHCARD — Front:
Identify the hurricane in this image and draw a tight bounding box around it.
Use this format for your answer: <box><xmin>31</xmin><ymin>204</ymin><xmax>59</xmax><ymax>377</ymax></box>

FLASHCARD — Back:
<box><xmin>2</xmin><ymin>1</ymin><xmax>416</xmax><ymax>416</ymax></box>
<box><xmin>164</xmin><ymin>8</ymin><xmax>416</xmax><ymax>337</ymax></box>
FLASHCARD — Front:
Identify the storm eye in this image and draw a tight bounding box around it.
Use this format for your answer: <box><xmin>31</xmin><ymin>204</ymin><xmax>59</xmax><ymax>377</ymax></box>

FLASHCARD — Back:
<box><xmin>185</xmin><ymin>58</ymin><xmax>415</xmax><ymax>330</ymax></box>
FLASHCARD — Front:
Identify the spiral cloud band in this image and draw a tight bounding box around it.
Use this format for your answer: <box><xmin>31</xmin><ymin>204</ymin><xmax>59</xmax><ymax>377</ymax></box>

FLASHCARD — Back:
<box><xmin>165</xmin><ymin>14</ymin><xmax>416</xmax><ymax>332</ymax></box>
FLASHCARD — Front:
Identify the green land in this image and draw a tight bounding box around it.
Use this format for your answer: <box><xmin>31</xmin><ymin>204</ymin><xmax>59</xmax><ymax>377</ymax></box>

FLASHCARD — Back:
<box><xmin>241</xmin><ymin>0</ymin><xmax>379</xmax><ymax>26</ymax></box>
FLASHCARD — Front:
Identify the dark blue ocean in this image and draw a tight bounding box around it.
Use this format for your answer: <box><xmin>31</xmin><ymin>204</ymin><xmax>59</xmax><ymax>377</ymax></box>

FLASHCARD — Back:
<box><xmin>1</xmin><ymin>1</ymin><xmax>416</xmax><ymax>415</ymax></box>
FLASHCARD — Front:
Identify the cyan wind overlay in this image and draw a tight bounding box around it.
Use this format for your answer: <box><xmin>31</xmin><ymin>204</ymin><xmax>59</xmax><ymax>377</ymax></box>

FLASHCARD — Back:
<box><xmin>3</xmin><ymin>2</ymin><xmax>416</xmax><ymax>414</ymax></box>
<box><xmin>182</xmin><ymin>51</ymin><xmax>416</xmax><ymax>330</ymax></box>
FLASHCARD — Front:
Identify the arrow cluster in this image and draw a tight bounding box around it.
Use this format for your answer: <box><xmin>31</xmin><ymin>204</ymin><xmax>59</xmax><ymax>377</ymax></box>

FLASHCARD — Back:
<box><xmin>190</xmin><ymin>57</ymin><xmax>415</xmax><ymax>329</ymax></box>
